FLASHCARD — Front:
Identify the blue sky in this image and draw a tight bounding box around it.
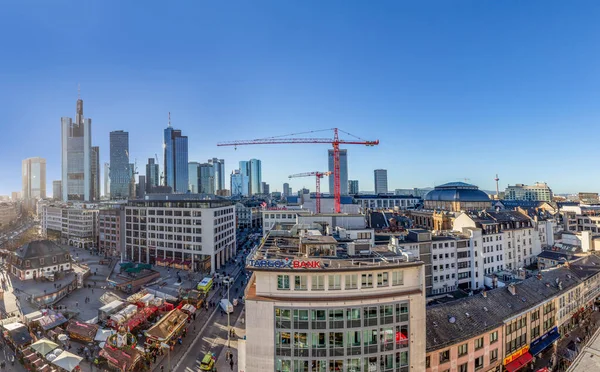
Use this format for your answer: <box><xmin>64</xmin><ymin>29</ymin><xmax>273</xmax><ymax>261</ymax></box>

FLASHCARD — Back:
<box><xmin>2</xmin><ymin>1</ymin><xmax>600</xmax><ymax>196</ymax></box>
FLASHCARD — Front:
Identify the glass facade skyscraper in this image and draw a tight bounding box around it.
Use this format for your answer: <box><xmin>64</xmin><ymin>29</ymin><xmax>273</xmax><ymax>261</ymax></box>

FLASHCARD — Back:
<box><xmin>328</xmin><ymin>149</ymin><xmax>348</xmax><ymax>195</ymax></box>
<box><xmin>91</xmin><ymin>146</ymin><xmax>100</xmax><ymax>201</ymax></box>
<box><xmin>374</xmin><ymin>169</ymin><xmax>388</xmax><ymax>194</ymax></box>
<box><xmin>22</xmin><ymin>157</ymin><xmax>46</xmax><ymax>201</ymax></box>
<box><xmin>238</xmin><ymin>161</ymin><xmax>250</xmax><ymax>196</ymax></box>
<box><xmin>231</xmin><ymin>170</ymin><xmax>243</xmax><ymax>196</ymax></box>
<box><xmin>145</xmin><ymin>158</ymin><xmax>159</xmax><ymax>193</ymax></box>
<box><xmin>199</xmin><ymin>163</ymin><xmax>215</xmax><ymax>194</ymax></box>
<box><xmin>188</xmin><ymin>162</ymin><xmax>199</xmax><ymax>193</ymax></box>
<box><xmin>164</xmin><ymin>127</ymin><xmax>189</xmax><ymax>193</ymax></box>
<box><xmin>61</xmin><ymin>95</ymin><xmax>91</xmax><ymax>201</ymax></box>
<box><xmin>109</xmin><ymin>130</ymin><xmax>130</xmax><ymax>199</ymax></box>
<box><xmin>249</xmin><ymin>159</ymin><xmax>262</xmax><ymax>195</ymax></box>
<box><xmin>208</xmin><ymin>158</ymin><xmax>225</xmax><ymax>192</ymax></box>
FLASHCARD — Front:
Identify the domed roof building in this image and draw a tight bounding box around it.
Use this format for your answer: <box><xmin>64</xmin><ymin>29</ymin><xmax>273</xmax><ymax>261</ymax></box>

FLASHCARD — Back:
<box><xmin>424</xmin><ymin>182</ymin><xmax>491</xmax><ymax>212</ymax></box>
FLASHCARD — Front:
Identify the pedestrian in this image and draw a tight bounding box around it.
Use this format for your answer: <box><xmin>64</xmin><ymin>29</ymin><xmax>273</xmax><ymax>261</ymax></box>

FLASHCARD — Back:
<box><xmin>76</xmin><ymin>301</ymin><xmax>79</xmax><ymax>308</ymax></box>
<box><xmin>92</xmin><ymin>288</ymin><xmax>94</xmax><ymax>294</ymax></box>
<box><xmin>230</xmin><ymin>357</ymin><xmax>234</xmax><ymax>370</ymax></box>
<box><xmin>160</xmin><ymin>365</ymin><xmax>164</xmax><ymax>372</ymax></box>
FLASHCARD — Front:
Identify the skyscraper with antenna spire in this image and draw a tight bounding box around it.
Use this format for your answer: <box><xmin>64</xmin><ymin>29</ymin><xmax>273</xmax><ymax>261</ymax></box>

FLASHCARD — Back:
<box><xmin>163</xmin><ymin>112</ymin><xmax>189</xmax><ymax>193</ymax></box>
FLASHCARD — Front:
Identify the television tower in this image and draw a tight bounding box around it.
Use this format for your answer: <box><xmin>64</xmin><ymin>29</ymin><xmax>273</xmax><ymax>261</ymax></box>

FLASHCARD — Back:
<box><xmin>495</xmin><ymin>174</ymin><xmax>500</xmax><ymax>199</ymax></box>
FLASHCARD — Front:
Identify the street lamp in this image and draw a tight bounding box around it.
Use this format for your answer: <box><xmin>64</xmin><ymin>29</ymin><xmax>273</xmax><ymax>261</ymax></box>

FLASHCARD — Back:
<box><xmin>227</xmin><ymin>279</ymin><xmax>231</xmax><ymax>349</ymax></box>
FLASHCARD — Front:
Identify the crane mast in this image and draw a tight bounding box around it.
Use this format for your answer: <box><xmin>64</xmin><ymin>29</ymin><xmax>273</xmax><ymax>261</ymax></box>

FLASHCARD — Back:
<box><xmin>289</xmin><ymin>171</ymin><xmax>332</xmax><ymax>213</ymax></box>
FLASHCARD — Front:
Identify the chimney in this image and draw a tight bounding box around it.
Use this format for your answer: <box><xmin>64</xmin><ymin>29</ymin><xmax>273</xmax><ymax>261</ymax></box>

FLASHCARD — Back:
<box><xmin>507</xmin><ymin>284</ymin><xmax>517</xmax><ymax>296</ymax></box>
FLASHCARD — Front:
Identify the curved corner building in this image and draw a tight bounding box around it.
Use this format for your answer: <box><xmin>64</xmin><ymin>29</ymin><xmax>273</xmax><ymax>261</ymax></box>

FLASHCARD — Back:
<box><xmin>244</xmin><ymin>227</ymin><xmax>426</xmax><ymax>371</ymax></box>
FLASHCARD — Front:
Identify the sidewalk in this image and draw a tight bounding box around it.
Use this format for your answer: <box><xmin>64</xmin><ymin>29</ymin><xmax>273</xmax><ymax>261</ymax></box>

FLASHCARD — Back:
<box><xmin>151</xmin><ymin>257</ymin><xmax>245</xmax><ymax>372</ymax></box>
<box><xmin>533</xmin><ymin>309</ymin><xmax>600</xmax><ymax>371</ymax></box>
<box><xmin>215</xmin><ymin>309</ymin><xmax>246</xmax><ymax>372</ymax></box>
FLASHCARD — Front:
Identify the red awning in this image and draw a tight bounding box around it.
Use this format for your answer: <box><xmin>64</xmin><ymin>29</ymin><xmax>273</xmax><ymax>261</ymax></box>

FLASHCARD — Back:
<box><xmin>505</xmin><ymin>352</ymin><xmax>533</xmax><ymax>372</ymax></box>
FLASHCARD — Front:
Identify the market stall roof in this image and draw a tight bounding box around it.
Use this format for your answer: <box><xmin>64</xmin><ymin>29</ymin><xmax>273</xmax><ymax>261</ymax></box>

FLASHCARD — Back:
<box><xmin>95</xmin><ymin>329</ymin><xmax>116</xmax><ymax>343</ymax></box>
<box><xmin>66</xmin><ymin>320</ymin><xmax>99</xmax><ymax>342</ymax></box>
<box><xmin>30</xmin><ymin>338</ymin><xmax>59</xmax><ymax>356</ymax></box>
<box><xmin>24</xmin><ymin>310</ymin><xmax>44</xmax><ymax>324</ymax></box>
<box><xmin>144</xmin><ymin>309</ymin><xmax>188</xmax><ymax>342</ymax></box>
<box><xmin>99</xmin><ymin>345</ymin><xmax>143</xmax><ymax>371</ymax></box>
<box><xmin>99</xmin><ymin>300</ymin><xmax>124</xmax><ymax>313</ymax></box>
<box><xmin>37</xmin><ymin>312</ymin><xmax>68</xmax><ymax>331</ymax></box>
<box><xmin>2</xmin><ymin>322</ymin><xmax>33</xmax><ymax>346</ymax></box>
<box><xmin>51</xmin><ymin>351</ymin><xmax>83</xmax><ymax>372</ymax></box>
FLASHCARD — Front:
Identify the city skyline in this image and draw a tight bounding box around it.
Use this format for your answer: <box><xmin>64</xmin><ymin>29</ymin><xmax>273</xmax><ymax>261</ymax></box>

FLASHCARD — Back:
<box><xmin>3</xmin><ymin>2</ymin><xmax>600</xmax><ymax>196</ymax></box>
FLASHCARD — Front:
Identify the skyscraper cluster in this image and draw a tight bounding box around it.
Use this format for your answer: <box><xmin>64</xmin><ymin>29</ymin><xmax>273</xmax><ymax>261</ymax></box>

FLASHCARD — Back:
<box><xmin>231</xmin><ymin>159</ymin><xmax>262</xmax><ymax>197</ymax></box>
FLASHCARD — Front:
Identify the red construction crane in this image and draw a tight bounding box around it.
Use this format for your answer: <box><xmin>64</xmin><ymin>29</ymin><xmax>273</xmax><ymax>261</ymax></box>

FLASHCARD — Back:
<box><xmin>217</xmin><ymin>128</ymin><xmax>379</xmax><ymax>213</ymax></box>
<box><xmin>288</xmin><ymin>171</ymin><xmax>332</xmax><ymax>214</ymax></box>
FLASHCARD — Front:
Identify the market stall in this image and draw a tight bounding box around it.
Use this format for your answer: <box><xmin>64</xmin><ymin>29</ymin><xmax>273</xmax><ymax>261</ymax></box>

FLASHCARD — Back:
<box><xmin>98</xmin><ymin>300</ymin><xmax>126</xmax><ymax>322</ymax></box>
<box><xmin>2</xmin><ymin>322</ymin><xmax>33</xmax><ymax>348</ymax></box>
<box><xmin>180</xmin><ymin>304</ymin><xmax>196</xmax><ymax>315</ymax></box>
<box><xmin>30</xmin><ymin>338</ymin><xmax>59</xmax><ymax>357</ymax></box>
<box><xmin>51</xmin><ymin>351</ymin><xmax>83</xmax><ymax>372</ymax></box>
<box><xmin>66</xmin><ymin>321</ymin><xmax>99</xmax><ymax>343</ymax></box>
<box><xmin>107</xmin><ymin>305</ymin><xmax>138</xmax><ymax>329</ymax></box>
<box><xmin>36</xmin><ymin>312</ymin><xmax>68</xmax><ymax>331</ymax></box>
<box><xmin>144</xmin><ymin>309</ymin><xmax>188</xmax><ymax>347</ymax></box>
<box><xmin>99</xmin><ymin>345</ymin><xmax>144</xmax><ymax>372</ymax></box>
<box><xmin>124</xmin><ymin>306</ymin><xmax>158</xmax><ymax>331</ymax></box>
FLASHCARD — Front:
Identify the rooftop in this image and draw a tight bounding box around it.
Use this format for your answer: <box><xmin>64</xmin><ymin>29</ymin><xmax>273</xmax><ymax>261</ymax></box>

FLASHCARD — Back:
<box><xmin>424</xmin><ymin>182</ymin><xmax>491</xmax><ymax>203</ymax></box>
<box><xmin>426</xmin><ymin>255</ymin><xmax>600</xmax><ymax>352</ymax></box>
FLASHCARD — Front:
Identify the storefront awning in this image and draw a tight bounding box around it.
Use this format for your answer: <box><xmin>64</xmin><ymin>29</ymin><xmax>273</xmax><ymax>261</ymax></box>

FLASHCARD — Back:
<box><xmin>505</xmin><ymin>352</ymin><xmax>533</xmax><ymax>372</ymax></box>
<box><xmin>530</xmin><ymin>327</ymin><xmax>560</xmax><ymax>356</ymax></box>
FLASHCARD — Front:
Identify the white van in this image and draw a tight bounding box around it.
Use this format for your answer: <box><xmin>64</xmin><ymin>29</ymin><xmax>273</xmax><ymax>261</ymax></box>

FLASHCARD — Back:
<box><xmin>220</xmin><ymin>299</ymin><xmax>234</xmax><ymax>314</ymax></box>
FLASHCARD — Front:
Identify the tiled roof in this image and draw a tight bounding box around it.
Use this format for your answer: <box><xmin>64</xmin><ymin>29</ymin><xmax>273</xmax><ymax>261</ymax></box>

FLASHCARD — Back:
<box><xmin>538</xmin><ymin>250</ymin><xmax>575</xmax><ymax>261</ymax></box>
<box><xmin>11</xmin><ymin>240</ymin><xmax>70</xmax><ymax>269</ymax></box>
<box><xmin>426</xmin><ymin>262</ymin><xmax>599</xmax><ymax>352</ymax></box>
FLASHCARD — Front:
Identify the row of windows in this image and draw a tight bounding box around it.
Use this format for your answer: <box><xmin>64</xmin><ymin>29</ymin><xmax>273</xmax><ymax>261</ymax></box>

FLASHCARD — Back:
<box><xmin>275</xmin><ymin>305</ymin><xmax>409</xmax><ymax>329</ymax></box>
<box><xmin>276</xmin><ymin>353</ymin><xmax>409</xmax><ymax>372</ymax></box>
<box><xmin>277</xmin><ymin>272</ymin><xmax>404</xmax><ymax>291</ymax></box>
<box><xmin>435</xmin><ymin>331</ymin><xmax>498</xmax><ymax>366</ymax></box>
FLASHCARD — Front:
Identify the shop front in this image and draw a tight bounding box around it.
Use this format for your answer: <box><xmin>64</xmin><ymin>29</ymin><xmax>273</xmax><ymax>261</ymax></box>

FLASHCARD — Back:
<box><xmin>503</xmin><ymin>345</ymin><xmax>533</xmax><ymax>372</ymax></box>
<box><xmin>529</xmin><ymin>327</ymin><xmax>561</xmax><ymax>357</ymax></box>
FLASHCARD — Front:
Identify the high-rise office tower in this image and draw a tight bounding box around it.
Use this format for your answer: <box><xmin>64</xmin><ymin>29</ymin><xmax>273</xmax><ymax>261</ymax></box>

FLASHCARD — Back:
<box><xmin>137</xmin><ymin>175</ymin><xmax>146</xmax><ymax>199</ymax></box>
<box><xmin>109</xmin><ymin>130</ymin><xmax>130</xmax><ymax>199</ymax></box>
<box><xmin>238</xmin><ymin>161</ymin><xmax>250</xmax><ymax>196</ymax></box>
<box><xmin>188</xmin><ymin>162</ymin><xmax>199</xmax><ymax>193</ymax></box>
<box><xmin>145</xmin><ymin>158</ymin><xmax>159</xmax><ymax>193</ymax></box>
<box><xmin>129</xmin><ymin>163</ymin><xmax>136</xmax><ymax>198</ymax></box>
<box><xmin>283</xmin><ymin>183</ymin><xmax>290</xmax><ymax>197</ymax></box>
<box><xmin>22</xmin><ymin>157</ymin><xmax>46</xmax><ymax>202</ymax></box>
<box><xmin>374</xmin><ymin>169</ymin><xmax>388</xmax><ymax>194</ymax></box>
<box><xmin>262</xmin><ymin>182</ymin><xmax>270</xmax><ymax>195</ymax></box>
<box><xmin>328</xmin><ymin>149</ymin><xmax>348</xmax><ymax>195</ymax></box>
<box><xmin>90</xmin><ymin>146</ymin><xmax>100</xmax><ymax>201</ymax></box>
<box><xmin>348</xmin><ymin>180</ymin><xmax>359</xmax><ymax>195</ymax></box>
<box><xmin>164</xmin><ymin>122</ymin><xmax>189</xmax><ymax>193</ymax></box>
<box><xmin>103</xmin><ymin>163</ymin><xmax>110</xmax><ymax>198</ymax></box>
<box><xmin>231</xmin><ymin>170</ymin><xmax>243</xmax><ymax>196</ymax></box>
<box><xmin>199</xmin><ymin>163</ymin><xmax>215</xmax><ymax>194</ymax></box>
<box><xmin>52</xmin><ymin>180</ymin><xmax>62</xmax><ymax>200</ymax></box>
<box><xmin>61</xmin><ymin>91</ymin><xmax>92</xmax><ymax>201</ymax></box>
<box><xmin>249</xmin><ymin>159</ymin><xmax>262</xmax><ymax>195</ymax></box>
<box><xmin>208</xmin><ymin>158</ymin><xmax>225</xmax><ymax>192</ymax></box>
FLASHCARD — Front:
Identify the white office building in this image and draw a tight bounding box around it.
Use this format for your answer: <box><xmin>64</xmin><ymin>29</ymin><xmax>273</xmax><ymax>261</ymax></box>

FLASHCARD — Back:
<box><xmin>40</xmin><ymin>202</ymin><xmax>99</xmax><ymax>248</ymax></box>
<box><xmin>123</xmin><ymin>195</ymin><xmax>236</xmax><ymax>274</ymax></box>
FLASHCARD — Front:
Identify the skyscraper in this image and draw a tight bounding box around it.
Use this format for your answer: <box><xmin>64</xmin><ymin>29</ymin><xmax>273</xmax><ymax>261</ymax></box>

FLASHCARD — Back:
<box><xmin>199</xmin><ymin>163</ymin><xmax>215</xmax><ymax>194</ymax></box>
<box><xmin>374</xmin><ymin>169</ymin><xmax>388</xmax><ymax>194</ymax></box>
<box><xmin>348</xmin><ymin>180</ymin><xmax>359</xmax><ymax>195</ymax></box>
<box><xmin>22</xmin><ymin>157</ymin><xmax>46</xmax><ymax>201</ymax></box>
<box><xmin>249</xmin><ymin>159</ymin><xmax>262</xmax><ymax>195</ymax></box>
<box><xmin>238</xmin><ymin>161</ymin><xmax>250</xmax><ymax>196</ymax></box>
<box><xmin>164</xmin><ymin>122</ymin><xmax>188</xmax><ymax>193</ymax></box>
<box><xmin>137</xmin><ymin>175</ymin><xmax>146</xmax><ymax>199</ymax></box>
<box><xmin>262</xmin><ymin>182</ymin><xmax>270</xmax><ymax>195</ymax></box>
<box><xmin>109</xmin><ymin>130</ymin><xmax>130</xmax><ymax>199</ymax></box>
<box><xmin>188</xmin><ymin>162</ymin><xmax>199</xmax><ymax>193</ymax></box>
<box><xmin>103</xmin><ymin>163</ymin><xmax>110</xmax><ymax>198</ymax></box>
<box><xmin>328</xmin><ymin>149</ymin><xmax>348</xmax><ymax>195</ymax></box>
<box><xmin>231</xmin><ymin>170</ymin><xmax>243</xmax><ymax>196</ymax></box>
<box><xmin>145</xmin><ymin>158</ymin><xmax>159</xmax><ymax>193</ymax></box>
<box><xmin>283</xmin><ymin>183</ymin><xmax>290</xmax><ymax>197</ymax></box>
<box><xmin>61</xmin><ymin>92</ymin><xmax>92</xmax><ymax>201</ymax></box>
<box><xmin>90</xmin><ymin>146</ymin><xmax>100</xmax><ymax>201</ymax></box>
<box><xmin>208</xmin><ymin>158</ymin><xmax>225</xmax><ymax>192</ymax></box>
<box><xmin>52</xmin><ymin>180</ymin><xmax>62</xmax><ymax>200</ymax></box>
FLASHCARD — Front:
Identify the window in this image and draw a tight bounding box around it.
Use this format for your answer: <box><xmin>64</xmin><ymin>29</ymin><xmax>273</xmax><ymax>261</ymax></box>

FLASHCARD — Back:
<box><xmin>490</xmin><ymin>348</ymin><xmax>498</xmax><ymax>363</ymax></box>
<box><xmin>439</xmin><ymin>350</ymin><xmax>450</xmax><ymax>364</ymax></box>
<box><xmin>474</xmin><ymin>337</ymin><xmax>484</xmax><ymax>350</ymax></box>
<box><xmin>377</xmin><ymin>272</ymin><xmax>389</xmax><ymax>287</ymax></box>
<box><xmin>426</xmin><ymin>356</ymin><xmax>430</xmax><ymax>368</ymax></box>
<box><xmin>458</xmin><ymin>362</ymin><xmax>468</xmax><ymax>372</ymax></box>
<box><xmin>531</xmin><ymin>310</ymin><xmax>540</xmax><ymax>321</ymax></box>
<box><xmin>312</xmin><ymin>275</ymin><xmax>325</xmax><ymax>291</ymax></box>
<box><xmin>490</xmin><ymin>331</ymin><xmax>498</xmax><ymax>344</ymax></box>
<box><xmin>457</xmin><ymin>343</ymin><xmax>468</xmax><ymax>357</ymax></box>
<box><xmin>328</xmin><ymin>275</ymin><xmax>341</xmax><ymax>290</ymax></box>
<box><xmin>277</xmin><ymin>275</ymin><xmax>290</xmax><ymax>290</ymax></box>
<box><xmin>294</xmin><ymin>276</ymin><xmax>307</xmax><ymax>291</ymax></box>
<box><xmin>345</xmin><ymin>274</ymin><xmax>358</xmax><ymax>289</ymax></box>
<box><xmin>474</xmin><ymin>356</ymin><xmax>484</xmax><ymax>370</ymax></box>
<box><xmin>361</xmin><ymin>273</ymin><xmax>373</xmax><ymax>288</ymax></box>
<box><xmin>392</xmin><ymin>271</ymin><xmax>404</xmax><ymax>286</ymax></box>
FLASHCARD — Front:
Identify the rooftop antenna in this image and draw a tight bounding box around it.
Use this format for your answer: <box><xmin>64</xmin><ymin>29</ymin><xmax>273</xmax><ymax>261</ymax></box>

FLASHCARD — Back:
<box><xmin>168</xmin><ymin>112</ymin><xmax>171</xmax><ymax>127</ymax></box>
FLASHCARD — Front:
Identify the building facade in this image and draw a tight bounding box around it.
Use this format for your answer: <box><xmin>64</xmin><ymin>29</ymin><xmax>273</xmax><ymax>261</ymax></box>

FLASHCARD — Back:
<box><xmin>505</xmin><ymin>183</ymin><xmax>553</xmax><ymax>202</ymax></box>
<box><xmin>98</xmin><ymin>206</ymin><xmax>124</xmax><ymax>258</ymax></box>
<box><xmin>22</xmin><ymin>157</ymin><xmax>47</xmax><ymax>204</ymax></box>
<box><xmin>283</xmin><ymin>183</ymin><xmax>291</xmax><ymax>197</ymax></box>
<box><xmin>8</xmin><ymin>240</ymin><xmax>72</xmax><ymax>281</ymax></box>
<box><xmin>90</xmin><ymin>146</ymin><xmax>100</xmax><ymax>201</ymax></box>
<box><xmin>262</xmin><ymin>182</ymin><xmax>270</xmax><ymax>195</ymax></box>
<box><xmin>41</xmin><ymin>203</ymin><xmax>99</xmax><ymax>248</ymax></box>
<box><xmin>188</xmin><ymin>162</ymin><xmax>199</xmax><ymax>193</ymax></box>
<box><xmin>103</xmin><ymin>162</ymin><xmax>110</xmax><ymax>198</ymax></box>
<box><xmin>52</xmin><ymin>181</ymin><xmax>62</xmax><ymax>201</ymax></box>
<box><xmin>424</xmin><ymin>182</ymin><xmax>492</xmax><ymax>212</ymax></box>
<box><xmin>355</xmin><ymin>195</ymin><xmax>420</xmax><ymax>211</ymax></box>
<box><xmin>349</xmin><ymin>180</ymin><xmax>359</xmax><ymax>195</ymax></box>
<box><xmin>231</xmin><ymin>170</ymin><xmax>244</xmax><ymax>197</ymax></box>
<box><xmin>145</xmin><ymin>158</ymin><xmax>160</xmax><ymax>193</ymax></box>
<box><xmin>164</xmin><ymin>127</ymin><xmax>189</xmax><ymax>193</ymax></box>
<box><xmin>328</xmin><ymin>149</ymin><xmax>348</xmax><ymax>195</ymax></box>
<box><xmin>208</xmin><ymin>158</ymin><xmax>225</xmax><ymax>192</ymax></box>
<box><xmin>61</xmin><ymin>95</ymin><xmax>91</xmax><ymax>201</ymax></box>
<box><xmin>0</xmin><ymin>202</ymin><xmax>18</xmax><ymax>228</ymax></box>
<box><xmin>374</xmin><ymin>169</ymin><xmax>388</xmax><ymax>194</ymax></box>
<box><xmin>199</xmin><ymin>163</ymin><xmax>215</xmax><ymax>194</ymax></box>
<box><xmin>249</xmin><ymin>159</ymin><xmax>262</xmax><ymax>195</ymax></box>
<box><xmin>109</xmin><ymin>130</ymin><xmax>130</xmax><ymax>199</ymax></box>
<box><xmin>123</xmin><ymin>195</ymin><xmax>236</xmax><ymax>274</ymax></box>
<box><xmin>235</xmin><ymin>202</ymin><xmax>261</xmax><ymax>229</ymax></box>
<box><xmin>244</xmin><ymin>229</ymin><xmax>426</xmax><ymax>372</ymax></box>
